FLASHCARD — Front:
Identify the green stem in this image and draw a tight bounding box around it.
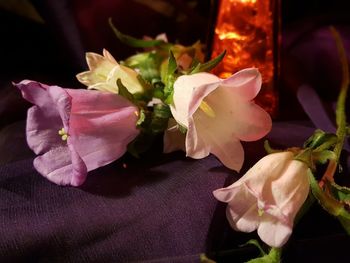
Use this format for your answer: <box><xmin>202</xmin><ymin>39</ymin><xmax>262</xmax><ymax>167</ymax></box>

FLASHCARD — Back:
<box><xmin>330</xmin><ymin>26</ymin><xmax>349</xmax><ymax>162</ymax></box>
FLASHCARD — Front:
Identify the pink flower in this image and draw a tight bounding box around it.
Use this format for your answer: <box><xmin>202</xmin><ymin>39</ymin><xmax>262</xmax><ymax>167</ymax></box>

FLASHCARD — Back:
<box><xmin>213</xmin><ymin>152</ymin><xmax>310</xmax><ymax>247</ymax></box>
<box><xmin>15</xmin><ymin>80</ymin><xmax>139</xmax><ymax>186</ymax></box>
<box><xmin>166</xmin><ymin>68</ymin><xmax>272</xmax><ymax>171</ymax></box>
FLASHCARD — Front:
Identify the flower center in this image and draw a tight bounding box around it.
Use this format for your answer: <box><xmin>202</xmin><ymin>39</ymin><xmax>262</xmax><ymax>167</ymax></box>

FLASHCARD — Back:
<box><xmin>58</xmin><ymin>128</ymin><xmax>69</xmax><ymax>141</ymax></box>
<box><xmin>199</xmin><ymin>101</ymin><xmax>215</xmax><ymax>118</ymax></box>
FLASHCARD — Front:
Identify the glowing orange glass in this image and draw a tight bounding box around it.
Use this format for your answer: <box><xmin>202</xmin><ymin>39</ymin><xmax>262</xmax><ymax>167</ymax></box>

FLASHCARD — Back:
<box><xmin>211</xmin><ymin>0</ymin><xmax>280</xmax><ymax>116</ymax></box>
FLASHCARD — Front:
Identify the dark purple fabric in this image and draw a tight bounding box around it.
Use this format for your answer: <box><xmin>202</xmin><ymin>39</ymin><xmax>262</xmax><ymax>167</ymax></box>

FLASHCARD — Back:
<box><xmin>0</xmin><ymin>151</ymin><xmax>230</xmax><ymax>262</ymax></box>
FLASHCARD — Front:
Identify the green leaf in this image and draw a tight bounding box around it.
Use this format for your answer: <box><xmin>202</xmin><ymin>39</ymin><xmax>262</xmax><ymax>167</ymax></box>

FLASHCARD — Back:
<box><xmin>109</xmin><ymin>18</ymin><xmax>166</xmax><ymax>48</ymax></box>
<box><xmin>246</xmin><ymin>248</ymin><xmax>281</xmax><ymax>263</ymax></box>
<box><xmin>308</xmin><ymin>170</ymin><xmax>346</xmax><ymax>217</ymax></box>
<box><xmin>150</xmin><ymin>104</ymin><xmax>171</xmax><ymax>134</ymax></box>
<box><xmin>312</xmin><ymin>150</ymin><xmax>336</xmax><ymax>164</ymax></box>
<box><xmin>167</xmin><ymin>50</ymin><xmax>177</xmax><ymax>75</ymax></box>
<box><xmin>328</xmin><ymin>181</ymin><xmax>350</xmax><ymax>202</ymax></box>
<box><xmin>243</xmin><ymin>239</ymin><xmax>267</xmax><ymax>256</ymax></box>
<box><xmin>304</xmin><ymin>129</ymin><xmax>338</xmax><ymax>151</ymax></box>
<box><xmin>263</xmin><ymin>140</ymin><xmax>282</xmax><ymax>154</ymax></box>
<box><xmin>338</xmin><ymin>215</ymin><xmax>350</xmax><ymax>235</ymax></box>
<box><xmin>124</xmin><ymin>52</ymin><xmax>164</xmax><ymax>82</ymax></box>
<box><xmin>153</xmin><ymin>103</ymin><xmax>171</xmax><ymax>119</ymax></box>
<box><xmin>190</xmin><ymin>50</ymin><xmax>226</xmax><ymax>74</ymax></box>
<box><xmin>294</xmin><ymin>148</ymin><xmax>314</xmax><ymax>170</ymax></box>
<box><xmin>136</xmin><ymin>109</ymin><xmax>146</xmax><ymax>127</ymax></box>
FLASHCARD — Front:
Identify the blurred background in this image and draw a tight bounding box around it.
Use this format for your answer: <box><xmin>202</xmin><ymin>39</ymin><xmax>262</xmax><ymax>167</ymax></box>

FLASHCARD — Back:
<box><xmin>0</xmin><ymin>0</ymin><xmax>349</xmax><ymax>164</ymax></box>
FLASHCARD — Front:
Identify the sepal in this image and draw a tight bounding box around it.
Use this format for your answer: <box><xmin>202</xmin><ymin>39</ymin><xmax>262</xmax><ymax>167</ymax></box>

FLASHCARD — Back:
<box><xmin>109</xmin><ymin>18</ymin><xmax>168</xmax><ymax>48</ymax></box>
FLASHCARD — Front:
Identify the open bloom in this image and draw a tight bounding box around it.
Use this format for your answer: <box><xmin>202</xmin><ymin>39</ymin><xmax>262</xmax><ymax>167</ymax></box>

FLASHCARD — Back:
<box><xmin>76</xmin><ymin>49</ymin><xmax>144</xmax><ymax>94</ymax></box>
<box><xmin>213</xmin><ymin>151</ymin><xmax>310</xmax><ymax>248</ymax></box>
<box><xmin>166</xmin><ymin>68</ymin><xmax>271</xmax><ymax>171</ymax></box>
<box><xmin>15</xmin><ymin>80</ymin><xmax>139</xmax><ymax>186</ymax></box>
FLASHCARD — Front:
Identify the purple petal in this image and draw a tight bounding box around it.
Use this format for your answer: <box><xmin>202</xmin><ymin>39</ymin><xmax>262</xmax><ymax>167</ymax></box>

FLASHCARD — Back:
<box><xmin>15</xmin><ymin>80</ymin><xmax>64</xmax><ymax>154</ymax></box>
<box><xmin>34</xmin><ymin>145</ymin><xmax>87</xmax><ymax>186</ymax></box>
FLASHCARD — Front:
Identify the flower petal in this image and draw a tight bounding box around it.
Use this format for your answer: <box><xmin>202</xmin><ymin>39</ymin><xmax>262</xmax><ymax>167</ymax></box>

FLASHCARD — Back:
<box><xmin>221</xmin><ymin>68</ymin><xmax>262</xmax><ymax>101</ymax></box>
<box><xmin>257</xmin><ymin>215</ymin><xmax>292</xmax><ymax>248</ymax></box>
<box><xmin>66</xmin><ymin>89</ymin><xmax>140</xmax><ymax>171</ymax></box>
<box><xmin>15</xmin><ymin>80</ymin><xmax>63</xmax><ymax>154</ymax></box>
<box><xmin>34</xmin><ymin>145</ymin><xmax>87</xmax><ymax>186</ymax></box>
<box><xmin>215</xmin><ymin>183</ymin><xmax>259</xmax><ymax>232</ymax></box>
<box><xmin>187</xmin><ymin>100</ymin><xmax>245</xmax><ymax>171</ymax></box>
<box><xmin>171</xmin><ymin>73</ymin><xmax>220</xmax><ymax>128</ymax></box>
<box><xmin>205</xmin><ymin>84</ymin><xmax>271</xmax><ymax>142</ymax></box>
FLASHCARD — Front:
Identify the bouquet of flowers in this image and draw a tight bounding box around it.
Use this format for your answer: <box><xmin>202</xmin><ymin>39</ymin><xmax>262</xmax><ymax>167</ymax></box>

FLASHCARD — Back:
<box><xmin>14</xmin><ymin>19</ymin><xmax>350</xmax><ymax>262</ymax></box>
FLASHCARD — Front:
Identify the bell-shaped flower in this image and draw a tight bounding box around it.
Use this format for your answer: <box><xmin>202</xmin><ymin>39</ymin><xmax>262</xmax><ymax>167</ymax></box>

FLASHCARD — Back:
<box><xmin>167</xmin><ymin>68</ymin><xmax>272</xmax><ymax>171</ymax></box>
<box><xmin>15</xmin><ymin>80</ymin><xmax>140</xmax><ymax>186</ymax></box>
<box><xmin>213</xmin><ymin>151</ymin><xmax>310</xmax><ymax>248</ymax></box>
<box><xmin>76</xmin><ymin>49</ymin><xmax>144</xmax><ymax>94</ymax></box>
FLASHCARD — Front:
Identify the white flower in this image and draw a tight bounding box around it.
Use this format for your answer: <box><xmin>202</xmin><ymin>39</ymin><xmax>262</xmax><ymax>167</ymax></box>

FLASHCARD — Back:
<box><xmin>213</xmin><ymin>151</ymin><xmax>310</xmax><ymax>247</ymax></box>
<box><xmin>76</xmin><ymin>49</ymin><xmax>144</xmax><ymax>94</ymax></box>
<box><xmin>165</xmin><ymin>68</ymin><xmax>272</xmax><ymax>171</ymax></box>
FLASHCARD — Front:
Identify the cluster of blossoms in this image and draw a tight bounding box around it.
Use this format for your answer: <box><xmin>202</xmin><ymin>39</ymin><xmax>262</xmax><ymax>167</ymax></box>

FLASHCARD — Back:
<box><xmin>16</xmin><ymin>29</ymin><xmax>272</xmax><ymax>186</ymax></box>
<box><xmin>16</xmin><ymin>24</ymin><xmax>350</xmax><ymax>261</ymax></box>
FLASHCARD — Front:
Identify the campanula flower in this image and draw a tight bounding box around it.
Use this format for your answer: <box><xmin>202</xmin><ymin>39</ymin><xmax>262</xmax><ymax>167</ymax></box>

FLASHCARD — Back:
<box><xmin>76</xmin><ymin>49</ymin><xmax>144</xmax><ymax>94</ymax></box>
<box><xmin>213</xmin><ymin>151</ymin><xmax>310</xmax><ymax>247</ymax></box>
<box><xmin>15</xmin><ymin>80</ymin><xmax>139</xmax><ymax>186</ymax></box>
<box><xmin>167</xmin><ymin>68</ymin><xmax>272</xmax><ymax>171</ymax></box>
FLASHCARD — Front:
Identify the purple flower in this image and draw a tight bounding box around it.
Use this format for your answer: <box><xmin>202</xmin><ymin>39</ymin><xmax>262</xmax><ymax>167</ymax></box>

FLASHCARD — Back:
<box><xmin>15</xmin><ymin>80</ymin><xmax>140</xmax><ymax>186</ymax></box>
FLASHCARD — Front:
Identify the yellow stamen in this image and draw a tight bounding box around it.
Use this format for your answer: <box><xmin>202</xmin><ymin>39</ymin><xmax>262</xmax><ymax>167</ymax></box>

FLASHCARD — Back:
<box><xmin>134</xmin><ymin>111</ymin><xmax>139</xmax><ymax>117</ymax></box>
<box><xmin>58</xmin><ymin>128</ymin><xmax>69</xmax><ymax>141</ymax></box>
<box><xmin>258</xmin><ymin>209</ymin><xmax>264</xmax><ymax>217</ymax></box>
<box><xmin>199</xmin><ymin>101</ymin><xmax>215</xmax><ymax>118</ymax></box>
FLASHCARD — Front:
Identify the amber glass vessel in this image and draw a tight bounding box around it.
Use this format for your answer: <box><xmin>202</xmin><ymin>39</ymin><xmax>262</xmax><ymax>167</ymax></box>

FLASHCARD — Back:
<box><xmin>211</xmin><ymin>0</ymin><xmax>280</xmax><ymax>116</ymax></box>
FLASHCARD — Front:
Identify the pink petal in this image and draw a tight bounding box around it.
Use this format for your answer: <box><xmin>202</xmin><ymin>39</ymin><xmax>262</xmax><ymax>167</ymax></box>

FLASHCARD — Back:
<box><xmin>66</xmin><ymin>89</ymin><xmax>139</xmax><ymax>171</ymax></box>
<box><xmin>205</xmin><ymin>85</ymin><xmax>271</xmax><ymax>142</ymax></box>
<box><xmin>257</xmin><ymin>215</ymin><xmax>292</xmax><ymax>248</ymax></box>
<box><xmin>214</xmin><ymin>183</ymin><xmax>259</xmax><ymax>232</ymax></box>
<box><xmin>244</xmin><ymin>152</ymin><xmax>294</xmax><ymax>194</ymax></box>
<box><xmin>221</xmin><ymin>68</ymin><xmax>262</xmax><ymax>101</ymax></box>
